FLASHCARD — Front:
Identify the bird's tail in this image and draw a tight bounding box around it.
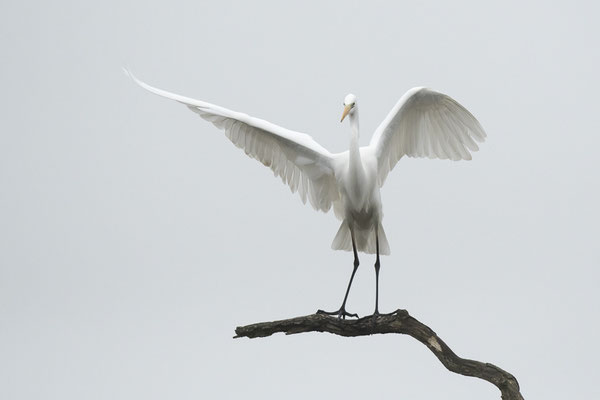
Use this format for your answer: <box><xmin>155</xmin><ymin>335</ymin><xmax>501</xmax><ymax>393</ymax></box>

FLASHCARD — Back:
<box><xmin>331</xmin><ymin>221</ymin><xmax>390</xmax><ymax>255</ymax></box>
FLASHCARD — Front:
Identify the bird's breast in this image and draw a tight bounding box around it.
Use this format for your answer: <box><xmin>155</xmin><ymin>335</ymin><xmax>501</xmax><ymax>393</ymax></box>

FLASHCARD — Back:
<box><xmin>339</xmin><ymin>174</ymin><xmax>381</xmax><ymax>224</ymax></box>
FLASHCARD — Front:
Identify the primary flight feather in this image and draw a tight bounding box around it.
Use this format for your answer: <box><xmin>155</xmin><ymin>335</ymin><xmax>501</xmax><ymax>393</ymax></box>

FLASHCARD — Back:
<box><xmin>126</xmin><ymin>69</ymin><xmax>486</xmax><ymax>318</ymax></box>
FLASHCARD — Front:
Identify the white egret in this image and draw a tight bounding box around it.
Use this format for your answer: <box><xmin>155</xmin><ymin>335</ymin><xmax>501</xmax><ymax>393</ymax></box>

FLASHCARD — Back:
<box><xmin>126</xmin><ymin>70</ymin><xmax>486</xmax><ymax>318</ymax></box>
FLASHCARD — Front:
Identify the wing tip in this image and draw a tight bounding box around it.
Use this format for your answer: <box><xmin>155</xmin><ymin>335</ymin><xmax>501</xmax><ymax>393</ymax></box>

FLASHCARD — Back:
<box><xmin>122</xmin><ymin>66</ymin><xmax>147</xmax><ymax>89</ymax></box>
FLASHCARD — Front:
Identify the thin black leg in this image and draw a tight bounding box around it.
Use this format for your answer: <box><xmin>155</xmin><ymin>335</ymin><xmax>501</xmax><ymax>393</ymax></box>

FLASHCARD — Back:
<box><xmin>317</xmin><ymin>228</ymin><xmax>360</xmax><ymax>319</ymax></box>
<box><xmin>374</xmin><ymin>229</ymin><xmax>381</xmax><ymax>316</ymax></box>
<box><xmin>340</xmin><ymin>231</ymin><xmax>360</xmax><ymax>310</ymax></box>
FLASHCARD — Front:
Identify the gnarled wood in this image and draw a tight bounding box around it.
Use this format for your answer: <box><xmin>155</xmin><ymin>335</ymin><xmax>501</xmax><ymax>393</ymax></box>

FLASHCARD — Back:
<box><xmin>235</xmin><ymin>309</ymin><xmax>523</xmax><ymax>400</ymax></box>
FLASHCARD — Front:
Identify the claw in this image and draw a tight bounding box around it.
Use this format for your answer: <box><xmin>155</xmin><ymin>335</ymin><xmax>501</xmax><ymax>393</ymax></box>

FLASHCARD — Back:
<box><xmin>317</xmin><ymin>308</ymin><xmax>359</xmax><ymax>319</ymax></box>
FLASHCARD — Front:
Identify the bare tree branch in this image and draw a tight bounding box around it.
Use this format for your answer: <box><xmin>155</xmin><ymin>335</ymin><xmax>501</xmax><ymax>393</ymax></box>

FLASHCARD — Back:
<box><xmin>235</xmin><ymin>309</ymin><xmax>523</xmax><ymax>400</ymax></box>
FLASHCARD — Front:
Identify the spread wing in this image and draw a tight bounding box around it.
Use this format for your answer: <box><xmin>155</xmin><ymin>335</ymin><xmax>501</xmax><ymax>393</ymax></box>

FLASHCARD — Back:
<box><xmin>126</xmin><ymin>70</ymin><xmax>339</xmax><ymax>212</ymax></box>
<box><xmin>369</xmin><ymin>87</ymin><xmax>486</xmax><ymax>185</ymax></box>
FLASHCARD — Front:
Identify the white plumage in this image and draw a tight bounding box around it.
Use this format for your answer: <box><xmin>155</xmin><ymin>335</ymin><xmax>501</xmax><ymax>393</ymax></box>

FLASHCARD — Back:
<box><xmin>126</xmin><ymin>70</ymin><xmax>486</xmax><ymax>317</ymax></box>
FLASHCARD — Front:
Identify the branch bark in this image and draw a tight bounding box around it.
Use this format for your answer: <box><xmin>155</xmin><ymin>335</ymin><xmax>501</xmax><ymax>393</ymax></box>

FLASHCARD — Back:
<box><xmin>235</xmin><ymin>309</ymin><xmax>523</xmax><ymax>400</ymax></box>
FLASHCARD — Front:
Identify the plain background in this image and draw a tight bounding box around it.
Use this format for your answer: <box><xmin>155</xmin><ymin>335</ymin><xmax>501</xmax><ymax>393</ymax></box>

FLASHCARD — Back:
<box><xmin>1</xmin><ymin>1</ymin><xmax>598</xmax><ymax>399</ymax></box>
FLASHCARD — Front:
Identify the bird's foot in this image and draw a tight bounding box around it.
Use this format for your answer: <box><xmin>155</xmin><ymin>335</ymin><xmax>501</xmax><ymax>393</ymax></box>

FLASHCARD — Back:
<box><xmin>316</xmin><ymin>308</ymin><xmax>359</xmax><ymax>319</ymax></box>
<box><xmin>368</xmin><ymin>310</ymin><xmax>380</xmax><ymax>324</ymax></box>
<box><xmin>371</xmin><ymin>310</ymin><xmax>398</xmax><ymax>318</ymax></box>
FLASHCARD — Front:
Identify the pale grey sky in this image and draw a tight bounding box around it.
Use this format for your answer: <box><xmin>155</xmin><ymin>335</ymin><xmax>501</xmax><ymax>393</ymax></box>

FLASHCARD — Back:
<box><xmin>1</xmin><ymin>1</ymin><xmax>599</xmax><ymax>399</ymax></box>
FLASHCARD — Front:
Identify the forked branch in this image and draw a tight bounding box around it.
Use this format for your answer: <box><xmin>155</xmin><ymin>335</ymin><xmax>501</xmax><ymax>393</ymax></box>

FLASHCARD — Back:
<box><xmin>235</xmin><ymin>309</ymin><xmax>523</xmax><ymax>400</ymax></box>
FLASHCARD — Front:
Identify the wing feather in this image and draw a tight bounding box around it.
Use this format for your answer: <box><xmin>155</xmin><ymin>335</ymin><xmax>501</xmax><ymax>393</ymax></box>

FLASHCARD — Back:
<box><xmin>369</xmin><ymin>87</ymin><xmax>486</xmax><ymax>185</ymax></box>
<box><xmin>127</xmin><ymin>70</ymin><xmax>339</xmax><ymax>212</ymax></box>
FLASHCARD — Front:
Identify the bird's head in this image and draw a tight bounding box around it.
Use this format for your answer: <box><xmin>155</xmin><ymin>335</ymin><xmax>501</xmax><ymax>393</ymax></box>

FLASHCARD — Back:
<box><xmin>341</xmin><ymin>94</ymin><xmax>357</xmax><ymax>122</ymax></box>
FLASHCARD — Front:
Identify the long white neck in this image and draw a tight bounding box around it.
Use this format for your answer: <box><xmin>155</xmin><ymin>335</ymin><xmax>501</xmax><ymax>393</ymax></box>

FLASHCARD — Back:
<box><xmin>348</xmin><ymin>109</ymin><xmax>364</xmax><ymax>175</ymax></box>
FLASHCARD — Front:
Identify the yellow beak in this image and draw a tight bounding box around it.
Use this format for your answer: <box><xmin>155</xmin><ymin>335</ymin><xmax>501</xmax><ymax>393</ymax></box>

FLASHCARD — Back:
<box><xmin>340</xmin><ymin>105</ymin><xmax>352</xmax><ymax>122</ymax></box>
